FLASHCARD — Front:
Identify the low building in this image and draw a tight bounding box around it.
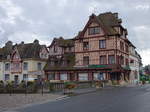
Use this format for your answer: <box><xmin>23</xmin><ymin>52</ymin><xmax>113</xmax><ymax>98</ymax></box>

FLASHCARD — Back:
<box><xmin>44</xmin><ymin>37</ymin><xmax>75</xmax><ymax>80</ymax></box>
<box><xmin>0</xmin><ymin>40</ymin><xmax>49</xmax><ymax>83</ymax></box>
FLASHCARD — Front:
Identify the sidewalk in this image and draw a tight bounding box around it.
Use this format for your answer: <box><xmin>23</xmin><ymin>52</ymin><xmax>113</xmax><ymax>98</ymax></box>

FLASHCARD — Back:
<box><xmin>0</xmin><ymin>94</ymin><xmax>65</xmax><ymax>112</ymax></box>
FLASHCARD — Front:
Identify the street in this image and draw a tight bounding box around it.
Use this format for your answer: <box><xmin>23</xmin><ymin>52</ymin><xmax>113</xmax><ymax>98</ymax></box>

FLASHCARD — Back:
<box><xmin>14</xmin><ymin>85</ymin><xmax>150</xmax><ymax>112</ymax></box>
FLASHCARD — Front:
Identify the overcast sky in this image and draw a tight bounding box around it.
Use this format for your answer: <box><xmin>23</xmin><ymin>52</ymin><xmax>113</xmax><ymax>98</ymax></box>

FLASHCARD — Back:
<box><xmin>0</xmin><ymin>0</ymin><xmax>150</xmax><ymax>65</ymax></box>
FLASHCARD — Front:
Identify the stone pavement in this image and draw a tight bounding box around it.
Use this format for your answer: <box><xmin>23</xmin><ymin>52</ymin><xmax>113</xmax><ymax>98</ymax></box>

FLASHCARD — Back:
<box><xmin>0</xmin><ymin>94</ymin><xmax>65</xmax><ymax>112</ymax></box>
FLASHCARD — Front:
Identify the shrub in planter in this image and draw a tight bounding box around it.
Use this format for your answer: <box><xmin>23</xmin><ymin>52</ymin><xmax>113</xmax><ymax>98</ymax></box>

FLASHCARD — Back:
<box><xmin>27</xmin><ymin>81</ymin><xmax>38</xmax><ymax>93</ymax></box>
<box><xmin>49</xmin><ymin>83</ymin><xmax>55</xmax><ymax>92</ymax></box>
<box><xmin>64</xmin><ymin>82</ymin><xmax>76</xmax><ymax>89</ymax></box>
<box><xmin>19</xmin><ymin>80</ymin><xmax>26</xmax><ymax>88</ymax></box>
<box><xmin>112</xmin><ymin>80</ymin><xmax>118</xmax><ymax>85</ymax></box>
<box><xmin>0</xmin><ymin>80</ymin><xmax>4</xmax><ymax>88</ymax></box>
<box><xmin>5</xmin><ymin>81</ymin><xmax>14</xmax><ymax>93</ymax></box>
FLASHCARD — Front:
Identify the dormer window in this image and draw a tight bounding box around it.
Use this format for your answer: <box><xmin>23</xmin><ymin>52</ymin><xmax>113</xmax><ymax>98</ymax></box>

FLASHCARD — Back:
<box><xmin>88</xmin><ymin>27</ymin><xmax>100</xmax><ymax>35</ymax></box>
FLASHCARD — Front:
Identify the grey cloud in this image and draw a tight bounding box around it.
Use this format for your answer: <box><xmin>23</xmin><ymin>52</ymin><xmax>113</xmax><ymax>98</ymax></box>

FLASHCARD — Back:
<box><xmin>0</xmin><ymin>0</ymin><xmax>150</xmax><ymax>50</ymax></box>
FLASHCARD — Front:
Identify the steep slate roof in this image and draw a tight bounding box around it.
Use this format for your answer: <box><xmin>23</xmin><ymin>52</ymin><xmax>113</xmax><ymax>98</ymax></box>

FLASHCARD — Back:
<box><xmin>97</xmin><ymin>12</ymin><xmax>122</xmax><ymax>35</ymax></box>
<box><xmin>0</xmin><ymin>40</ymin><xmax>46</xmax><ymax>60</ymax></box>
<box><xmin>49</xmin><ymin>37</ymin><xmax>74</xmax><ymax>48</ymax></box>
<box><xmin>75</xmin><ymin>12</ymin><xmax>123</xmax><ymax>39</ymax></box>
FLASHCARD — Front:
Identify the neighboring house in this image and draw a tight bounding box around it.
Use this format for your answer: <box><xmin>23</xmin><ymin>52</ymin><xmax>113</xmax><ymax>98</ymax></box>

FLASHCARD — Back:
<box><xmin>128</xmin><ymin>44</ymin><xmax>141</xmax><ymax>84</ymax></box>
<box><xmin>0</xmin><ymin>40</ymin><xmax>49</xmax><ymax>83</ymax></box>
<box><xmin>44</xmin><ymin>12</ymin><xmax>141</xmax><ymax>84</ymax></box>
<box><xmin>44</xmin><ymin>37</ymin><xmax>75</xmax><ymax>80</ymax></box>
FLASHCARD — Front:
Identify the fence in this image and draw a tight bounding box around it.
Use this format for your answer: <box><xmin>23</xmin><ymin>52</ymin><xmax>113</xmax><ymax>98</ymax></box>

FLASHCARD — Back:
<box><xmin>0</xmin><ymin>80</ymin><xmax>105</xmax><ymax>94</ymax></box>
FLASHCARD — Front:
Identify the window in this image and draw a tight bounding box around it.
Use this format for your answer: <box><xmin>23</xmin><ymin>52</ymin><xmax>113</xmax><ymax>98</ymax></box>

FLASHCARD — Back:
<box><xmin>100</xmin><ymin>56</ymin><xmax>106</xmax><ymax>64</ymax></box>
<box><xmin>23</xmin><ymin>62</ymin><xmax>28</xmax><ymax>70</ymax></box>
<box><xmin>120</xmin><ymin>42</ymin><xmax>124</xmax><ymax>51</ymax></box>
<box><xmin>130</xmin><ymin>59</ymin><xmax>134</xmax><ymax>64</ymax></box>
<box><xmin>5</xmin><ymin>74</ymin><xmax>10</xmax><ymax>81</ymax></box>
<box><xmin>5</xmin><ymin>63</ymin><xmax>10</xmax><ymax>71</ymax></box>
<box><xmin>121</xmin><ymin>56</ymin><xmax>124</xmax><ymax>65</ymax></box>
<box><xmin>54</xmin><ymin>45</ymin><xmax>57</xmax><ymax>53</ymax></box>
<box><xmin>60</xmin><ymin>74</ymin><xmax>67</xmax><ymax>80</ymax></box>
<box><xmin>67</xmin><ymin>60</ymin><xmax>70</xmax><ymax>65</ymax></box>
<box><xmin>99</xmin><ymin>40</ymin><xmax>106</xmax><ymax>49</ymax></box>
<box><xmin>126</xmin><ymin>58</ymin><xmax>129</xmax><ymax>65</ymax></box>
<box><xmin>89</xmin><ymin>27</ymin><xmax>100</xmax><ymax>35</ymax></box>
<box><xmin>79</xmin><ymin>73</ymin><xmax>88</xmax><ymax>81</ymax></box>
<box><xmin>125</xmin><ymin>45</ymin><xmax>129</xmax><ymax>53</ymax></box>
<box><xmin>23</xmin><ymin>74</ymin><xmax>28</xmax><ymax>81</ymax></box>
<box><xmin>108</xmin><ymin>55</ymin><xmax>115</xmax><ymax>64</ymax></box>
<box><xmin>37</xmin><ymin>63</ymin><xmax>42</xmax><ymax>70</ymax></box>
<box><xmin>83</xmin><ymin>56</ymin><xmax>89</xmax><ymax>65</ymax></box>
<box><xmin>83</xmin><ymin>42</ymin><xmax>89</xmax><ymax>50</ymax></box>
<box><xmin>68</xmin><ymin>47</ymin><xmax>72</xmax><ymax>52</ymax></box>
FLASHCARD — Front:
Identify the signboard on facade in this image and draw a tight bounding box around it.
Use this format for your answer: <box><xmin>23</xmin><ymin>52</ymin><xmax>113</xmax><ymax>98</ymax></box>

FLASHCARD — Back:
<box><xmin>28</xmin><ymin>71</ymin><xmax>44</xmax><ymax>75</ymax></box>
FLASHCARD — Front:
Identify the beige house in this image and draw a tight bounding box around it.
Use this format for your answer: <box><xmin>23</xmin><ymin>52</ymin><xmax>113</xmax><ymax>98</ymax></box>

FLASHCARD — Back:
<box><xmin>0</xmin><ymin>40</ymin><xmax>49</xmax><ymax>83</ymax></box>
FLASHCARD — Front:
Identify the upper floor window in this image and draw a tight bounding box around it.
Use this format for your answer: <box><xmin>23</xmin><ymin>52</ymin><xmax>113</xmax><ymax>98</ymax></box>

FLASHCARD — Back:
<box><xmin>5</xmin><ymin>63</ymin><xmax>10</xmax><ymax>71</ymax></box>
<box><xmin>99</xmin><ymin>40</ymin><xmax>106</xmax><ymax>49</ymax></box>
<box><xmin>13</xmin><ymin>63</ymin><xmax>20</xmax><ymax>69</ymax></box>
<box><xmin>23</xmin><ymin>62</ymin><xmax>28</xmax><ymax>70</ymax></box>
<box><xmin>100</xmin><ymin>56</ymin><xmax>107</xmax><ymax>64</ymax></box>
<box><xmin>5</xmin><ymin>74</ymin><xmax>10</xmax><ymax>81</ymax></box>
<box><xmin>83</xmin><ymin>56</ymin><xmax>89</xmax><ymax>65</ymax></box>
<box><xmin>125</xmin><ymin>45</ymin><xmax>129</xmax><ymax>53</ymax></box>
<box><xmin>37</xmin><ymin>62</ymin><xmax>42</xmax><ymax>70</ymax></box>
<box><xmin>121</xmin><ymin>56</ymin><xmax>124</xmax><ymax>65</ymax></box>
<box><xmin>68</xmin><ymin>47</ymin><xmax>72</xmax><ymax>52</ymax></box>
<box><xmin>83</xmin><ymin>42</ymin><xmax>89</xmax><ymax>50</ymax></box>
<box><xmin>88</xmin><ymin>27</ymin><xmax>100</xmax><ymax>35</ymax></box>
<box><xmin>120</xmin><ymin>41</ymin><xmax>124</xmax><ymax>51</ymax></box>
<box><xmin>53</xmin><ymin>45</ymin><xmax>57</xmax><ymax>53</ymax></box>
<box><xmin>125</xmin><ymin>58</ymin><xmax>129</xmax><ymax>65</ymax></box>
<box><xmin>108</xmin><ymin>55</ymin><xmax>115</xmax><ymax>64</ymax></box>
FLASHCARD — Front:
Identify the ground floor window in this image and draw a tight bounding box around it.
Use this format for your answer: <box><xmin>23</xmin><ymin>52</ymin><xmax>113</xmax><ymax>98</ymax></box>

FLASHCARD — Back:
<box><xmin>14</xmin><ymin>75</ymin><xmax>19</xmax><ymax>84</ymax></box>
<box><xmin>48</xmin><ymin>74</ymin><xmax>55</xmax><ymax>80</ymax></box>
<box><xmin>5</xmin><ymin>74</ymin><xmax>10</xmax><ymax>81</ymax></box>
<box><xmin>23</xmin><ymin>74</ymin><xmax>28</xmax><ymax>81</ymax></box>
<box><xmin>79</xmin><ymin>73</ymin><xmax>88</xmax><ymax>81</ymax></box>
<box><xmin>94</xmin><ymin>73</ymin><xmax>106</xmax><ymax>80</ymax></box>
<box><xmin>94</xmin><ymin>73</ymin><xmax>99</xmax><ymax>80</ymax></box>
<box><xmin>60</xmin><ymin>74</ymin><xmax>67</xmax><ymax>80</ymax></box>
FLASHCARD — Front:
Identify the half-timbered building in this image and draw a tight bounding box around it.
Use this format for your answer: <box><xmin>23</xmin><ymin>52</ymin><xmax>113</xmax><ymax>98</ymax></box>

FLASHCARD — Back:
<box><xmin>44</xmin><ymin>12</ymin><xmax>142</xmax><ymax>85</ymax></box>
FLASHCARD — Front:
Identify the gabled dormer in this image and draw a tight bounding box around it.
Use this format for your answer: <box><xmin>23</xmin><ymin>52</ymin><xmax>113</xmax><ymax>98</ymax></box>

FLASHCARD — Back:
<box><xmin>40</xmin><ymin>46</ymin><xmax>49</xmax><ymax>59</ymax></box>
<box><xmin>11</xmin><ymin>46</ymin><xmax>21</xmax><ymax>62</ymax></box>
<box><xmin>77</xmin><ymin>14</ymin><xmax>106</xmax><ymax>39</ymax></box>
<box><xmin>10</xmin><ymin>46</ymin><xmax>22</xmax><ymax>73</ymax></box>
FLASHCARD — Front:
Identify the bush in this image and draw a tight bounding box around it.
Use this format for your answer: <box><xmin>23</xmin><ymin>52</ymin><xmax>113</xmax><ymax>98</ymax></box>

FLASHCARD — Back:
<box><xmin>49</xmin><ymin>83</ymin><xmax>55</xmax><ymax>91</ymax></box>
<box><xmin>64</xmin><ymin>82</ymin><xmax>76</xmax><ymax>90</ymax></box>
<box><xmin>112</xmin><ymin>80</ymin><xmax>118</xmax><ymax>85</ymax></box>
<box><xmin>19</xmin><ymin>80</ymin><xmax>26</xmax><ymax>88</ymax></box>
<box><xmin>0</xmin><ymin>80</ymin><xmax>4</xmax><ymax>88</ymax></box>
<box><xmin>27</xmin><ymin>81</ymin><xmax>38</xmax><ymax>93</ymax></box>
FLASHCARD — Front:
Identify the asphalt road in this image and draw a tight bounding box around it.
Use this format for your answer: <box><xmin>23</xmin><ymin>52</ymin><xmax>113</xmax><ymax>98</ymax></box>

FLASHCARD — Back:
<box><xmin>17</xmin><ymin>85</ymin><xmax>150</xmax><ymax>112</ymax></box>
